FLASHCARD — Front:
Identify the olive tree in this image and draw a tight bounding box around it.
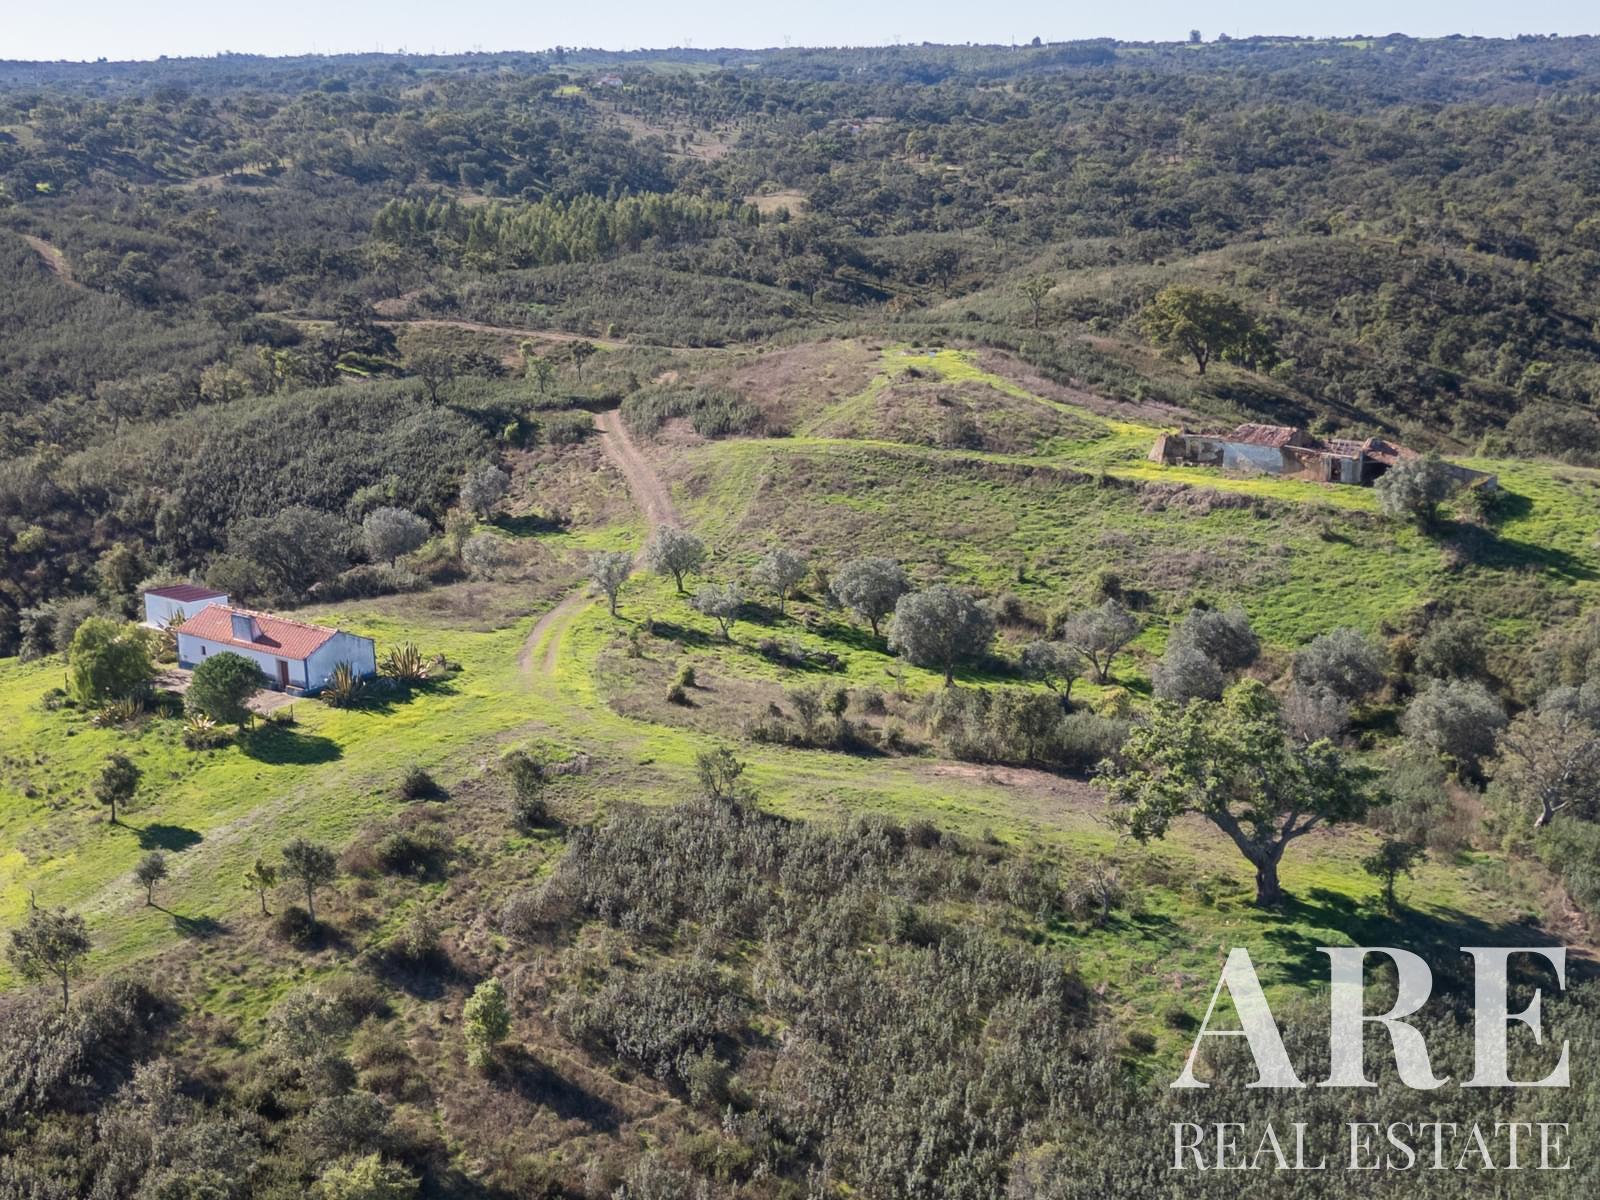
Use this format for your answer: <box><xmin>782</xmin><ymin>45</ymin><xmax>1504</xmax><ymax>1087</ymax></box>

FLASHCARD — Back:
<box><xmin>888</xmin><ymin>585</ymin><xmax>996</xmax><ymax>686</ymax></box>
<box><xmin>1018</xmin><ymin>274</ymin><xmax>1055</xmax><ymax>329</ymax></box>
<box><xmin>281</xmin><ymin>839</ymin><xmax>338</xmax><ymax>923</ymax></box>
<box><xmin>1414</xmin><ymin>613</ymin><xmax>1490</xmax><ymax>682</ymax></box>
<box><xmin>588</xmin><ymin>550</ymin><xmax>633</xmax><ymax>616</ymax></box>
<box><xmin>1152</xmin><ymin>644</ymin><xmax>1225</xmax><ymax>704</ymax></box>
<box><xmin>1098</xmin><ymin>681</ymin><xmax>1377</xmax><ymax>907</ymax></box>
<box><xmin>1363</xmin><ymin>839</ymin><xmax>1426</xmax><ymax>913</ymax></box>
<box><xmin>751</xmin><ymin>547</ymin><xmax>808</xmax><ymax>616</ymax></box>
<box><xmin>459</xmin><ymin>464</ymin><xmax>510</xmax><ymax>519</ymax></box>
<box><xmin>1058</xmin><ymin>600</ymin><xmax>1138</xmax><ymax>684</ymax></box>
<box><xmin>244</xmin><ymin>857</ymin><xmax>278</xmax><ymax>916</ymax></box>
<box><xmin>1493</xmin><ymin>685</ymin><xmax>1600</xmax><ymax>828</ymax></box>
<box><xmin>1293</xmin><ymin>627</ymin><xmax>1385</xmax><ymax>702</ymax></box>
<box><xmin>134</xmin><ymin>852</ymin><xmax>168</xmax><ymax>907</ymax></box>
<box><xmin>1375</xmin><ymin>454</ymin><xmax>1456</xmax><ymax>529</ymax></box>
<box><xmin>1019</xmin><ymin>640</ymin><xmax>1083</xmax><ymax>707</ymax></box>
<box><xmin>645</xmin><ymin>526</ymin><xmax>706</xmax><ymax>593</ymax></box>
<box><xmin>830</xmin><ymin>556</ymin><xmax>910</xmax><ymax>638</ymax></box>
<box><xmin>94</xmin><ymin>752</ymin><xmax>141</xmax><ymax>824</ymax></box>
<box><xmin>1401</xmin><ymin>679</ymin><xmax>1507</xmax><ymax>775</ymax></box>
<box><xmin>8</xmin><ymin>904</ymin><xmax>91</xmax><ymax>1010</ymax></box>
<box><xmin>461</xmin><ymin>532</ymin><xmax>512</xmax><ymax>579</ymax></box>
<box><xmin>691</xmin><ymin>583</ymin><xmax>744</xmax><ymax>641</ymax></box>
<box><xmin>362</xmin><ymin>507</ymin><xmax>430</xmax><ymax>563</ymax></box>
<box><xmin>1168</xmin><ymin>605</ymin><xmax>1259</xmax><ymax>672</ymax></box>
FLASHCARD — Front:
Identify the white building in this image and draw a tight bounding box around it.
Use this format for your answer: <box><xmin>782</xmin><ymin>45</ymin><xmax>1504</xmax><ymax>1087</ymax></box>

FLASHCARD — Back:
<box><xmin>175</xmin><ymin>604</ymin><xmax>377</xmax><ymax>695</ymax></box>
<box><xmin>143</xmin><ymin>584</ymin><xmax>230</xmax><ymax>629</ymax></box>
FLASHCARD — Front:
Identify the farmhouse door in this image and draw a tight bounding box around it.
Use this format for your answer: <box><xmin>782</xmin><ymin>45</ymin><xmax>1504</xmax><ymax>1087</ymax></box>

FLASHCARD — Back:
<box><xmin>276</xmin><ymin>659</ymin><xmax>290</xmax><ymax>689</ymax></box>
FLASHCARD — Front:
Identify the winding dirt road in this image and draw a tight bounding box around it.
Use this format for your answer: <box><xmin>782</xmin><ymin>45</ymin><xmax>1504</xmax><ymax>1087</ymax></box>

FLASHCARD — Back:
<box><xmin>517</xmin><ymin>409</ymin><xmax>678</xmax><ymax>678</ymax></box>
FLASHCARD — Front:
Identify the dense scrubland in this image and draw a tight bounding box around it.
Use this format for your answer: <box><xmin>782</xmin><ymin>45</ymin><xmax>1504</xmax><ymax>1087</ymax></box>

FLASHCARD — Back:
<box><xmin>4</xmin><ymin>33</ymin><xmax>1600</xmax><ymax>1199</ymax></box>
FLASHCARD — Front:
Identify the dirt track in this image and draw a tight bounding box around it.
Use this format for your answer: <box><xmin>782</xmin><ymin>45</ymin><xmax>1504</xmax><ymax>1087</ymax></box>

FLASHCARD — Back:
<box><xmin>20</xmin><ymin>234</ymin><xmax>83</xmax><ymax>288</ymax></box>
<box><xmin>378</xmin><ymin>317</ymin><xmax>624</xmax><ymax>348</ymax></box>
<box><xmin>518</xmin><ymin>409</ymin><xmax>677</xmax><ymax>677</ymax></box>
<box><xmin>596</xmin><ymin>409</ymin><xmax>680</xmax><ymax>537</ymax></box>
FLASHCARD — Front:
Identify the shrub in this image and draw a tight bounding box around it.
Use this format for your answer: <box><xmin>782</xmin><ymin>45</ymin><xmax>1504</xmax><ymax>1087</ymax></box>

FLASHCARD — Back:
<box><xmin>539</xmin><ymin>410</ymin><xmax>595</xmax><ymax>444</ymax></box>
<box><xmin>1125</xmin><ymin>1030</ymin><xmax>1158</xmax><ymax>1054</ymax></box>
<box><xmin>674</xmin><ymin>663</ymin><xmax>697</xmax><ymax>689</ymax></box>
<box><xmin>68</xmin><ymin>617</ymin><xmax>155</xmax><ymax>705</ymax></box>
<box><xmin>188</xmin><ymin>651</ymin><xmax>262</xmax><ymax>727</ymax></box>
<box><xmin>316</xmin><ymin>1153</ymin><xmax>419</xmax><ymax>1200</ymax></box>
<box><xmin>622</xmin><ymin>384</ymin><xmax>764</xmax><ymax>439</ymax></box>
<box><xmin>502</xmin><ymin>751</ymin><xmax>547</xmax><ymax>828</ymax></box>
<box><xmin>464</xmin><ymin>978</ymin><xmax>511</xmax><ymax>1070</ymax></box>
<box><xmin>461</xmin><ymin>532</ymin><xmax>513</xmax><ymax>579</ymax></box>
<box><xmin>398</xmin><ymin>766</ymin><xmax>439</xmax><ymax>801</ymax></box>
<box><xmin>375</xmin><ymin>828</ymin><xmax>451</xmax><ymax>877</ymax></box>
<box><xmin>274</xmin><ymin>904</ymin><xmax>319</xmax><ymax>946</ymax></box>
<box><xmin>666</xmin><ymin>683</ymin><xmax>690</xmax><ymax>706</ymax></box>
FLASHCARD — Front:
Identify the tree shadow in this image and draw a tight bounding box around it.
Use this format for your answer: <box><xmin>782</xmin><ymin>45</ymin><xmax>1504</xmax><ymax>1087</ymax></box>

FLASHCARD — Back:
<box><xmin>136</xmin><ymin>824</ymin><xmax>202</xmax><ymax>851</ymax></box>
<box><xmin>172</xmin><ymin>912</ymin><xmax>229</xmax><ymax>939</ymax></box>
<box><xmin>1257</xmin><ymin>887</ymin><xmax>1596</xmax><ymax>997</ymax></box>
<box><xmin>644</xmin><ymin>620</ymin><xmax>714</xmax><ymax>649</ymax></box>
<box><xmin>496</xmin><ymin>1045</ymin><xmax>621</xmax><ymax>1132</ymax></box>
<box><xmin>805</xmin><ymin>617</ymin><xmax>885</xmax><ymax>655</ymax></box>
<box><xmin>491</xmin><ymin>512</ymin><xmax>569</xmax><ymax>538</ymax></box>
<box><xmin>1441</xmin><ymin>519</ymin><xmax>1597</xmax><ymax>583</ymax></box>
<box><xmin>371</xmin><ymin>951</ymin><xmax>457</xmax><ymax>1001</ymax></box>
<box><xmin>241</xmin><ymin>725</ymin><xmax>343</xmax><ymax>765</ymax></box>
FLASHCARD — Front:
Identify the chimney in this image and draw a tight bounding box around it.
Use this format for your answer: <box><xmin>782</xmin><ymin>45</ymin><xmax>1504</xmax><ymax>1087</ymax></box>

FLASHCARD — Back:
<box><xmin>230</xmin><ymin>612</ymin><xmax>259</xmax><ymax>642</ymax></box>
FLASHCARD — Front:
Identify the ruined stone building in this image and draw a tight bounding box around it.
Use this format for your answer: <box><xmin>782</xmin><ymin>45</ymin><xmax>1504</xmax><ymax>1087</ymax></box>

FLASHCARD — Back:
<box><xmin>1148</xmin><ymin>424</ymin><xmax>1494</xmax><ymax>489</ymax></box>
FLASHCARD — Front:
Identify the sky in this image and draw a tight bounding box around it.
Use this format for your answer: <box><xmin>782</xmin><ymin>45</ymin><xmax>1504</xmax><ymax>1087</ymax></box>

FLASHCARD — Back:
<box><xmin>1</xmin><ymin>0</ymin><xmax>1594</xmax><ymax>62</ymax></box>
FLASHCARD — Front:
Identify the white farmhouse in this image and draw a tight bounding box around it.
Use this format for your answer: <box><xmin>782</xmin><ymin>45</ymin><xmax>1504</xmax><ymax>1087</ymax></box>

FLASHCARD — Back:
<box><xmin>143</xmin><ymin>584</ymin><xmax>230</xmax><ymax>629</ymax></box>
<box><xmin>175</xmin><ymin>604</ymin><xmax>377</xmax><ymax>695</ymax></box>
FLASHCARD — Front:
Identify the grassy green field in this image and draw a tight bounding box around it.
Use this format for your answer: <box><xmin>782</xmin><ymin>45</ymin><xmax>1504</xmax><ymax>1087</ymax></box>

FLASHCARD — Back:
<box><xmin>2</xmin><ymin>340</ymin><xmax>1593</xmax><ymax>1037</ymax></box>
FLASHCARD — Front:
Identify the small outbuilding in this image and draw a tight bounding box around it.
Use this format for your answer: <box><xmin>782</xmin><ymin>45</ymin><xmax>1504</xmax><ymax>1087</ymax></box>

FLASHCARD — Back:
<box><xmin>1149</xmin><ymin>424</ymin><xmax>1496</xmax><ymax>490</ymax></box>
<box><xmin>175</xmin><ymin>604</ymin><xmax>377</xmax><ymax>695</ymax></box>
<box><xmin>143</xmin><ymin>584</ymin><xmax>231</xmax><ymax>630</ymax></box>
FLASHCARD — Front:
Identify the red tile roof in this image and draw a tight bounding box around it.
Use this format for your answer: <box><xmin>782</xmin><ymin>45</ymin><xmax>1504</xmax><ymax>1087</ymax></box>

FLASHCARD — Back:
<box><xmin>177</xmin><ymin>604</ymin><xmax>339</xmax><ymax>661</ymax></box>
<box><xmin>146</xmin><ymin>584</ymin><xmax>229</xmax><ymax>603</ymax></box>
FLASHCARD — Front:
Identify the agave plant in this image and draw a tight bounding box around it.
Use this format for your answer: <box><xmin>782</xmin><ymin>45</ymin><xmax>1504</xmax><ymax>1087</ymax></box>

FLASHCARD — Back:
<box><xmin>321</xmin><ymin>662</ymin><xmax>364</xmax><ymax>708</ymax></box>
<box><xmin>183</xmin><ymin>712</ymin><xmax>219</xmax><ymax>735</ymax></box>
<box><xmin>91</xmin><ymin>697</ymin><xmax>143</xmax><ymax>727</ymax></box>
<box><xmin>381</xmin><ymin>642</ymin><xmax>429</xmax><ymax>683</ymax></box>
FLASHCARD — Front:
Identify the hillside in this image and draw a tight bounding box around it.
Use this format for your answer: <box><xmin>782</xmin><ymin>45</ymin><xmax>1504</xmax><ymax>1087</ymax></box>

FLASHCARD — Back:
<box><xmin>4</xmin><ymin>35</ymin><xmax>1600</xmax><ymax>1200</ymax></box>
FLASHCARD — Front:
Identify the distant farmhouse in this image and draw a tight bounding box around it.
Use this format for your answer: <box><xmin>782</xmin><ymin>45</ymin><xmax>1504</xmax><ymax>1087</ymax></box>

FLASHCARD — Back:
<box><xmin>1148</xmin><ymin>424</ymin><xmax>1495</xmax><ymax>490</ymax></box>
<box><xmin>148</xmin><ymin>590</ymin><xmax>377</xmax><ymax>695</ymax></box>
<box><xmin>143</xmin><ymin>584</ymin><xmax>230</xmax><ymax>629</ymax></box>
